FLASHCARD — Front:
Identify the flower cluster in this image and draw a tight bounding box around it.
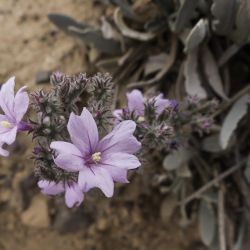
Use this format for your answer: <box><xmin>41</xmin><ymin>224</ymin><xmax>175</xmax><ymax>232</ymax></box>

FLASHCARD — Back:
<box><xmin>39</xmin><ymin>108</ymin><xmax>141</xmax><ymax>207</ymax></box>
<box><xmin>0</xmin><ymin>77</ymin><xmax>30</xmax><ymax>156</ymax></box>
<box><xmin>0</xmin><ymin>73</ymin><xmax>217</xmax><ymax>208</ymax></box>
<box><xmin>113</xmin><ymin>89</ymin><xmax>178</xmax><ymax>157</ymax></box>
<box><xmin>29</xmin><ymin>72</ymin><xmax>142</xmax><ymax>207</ymax></box>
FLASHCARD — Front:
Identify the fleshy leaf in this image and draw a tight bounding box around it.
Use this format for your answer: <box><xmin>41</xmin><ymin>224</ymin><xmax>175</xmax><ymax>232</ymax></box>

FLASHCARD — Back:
<box><xmin>168</xmin><ymin>0</ymin><xmax>198</xmax><ymax>33</ymax></box>
<box><xmin>163</xmin><ymin>147</ymin><xmax>193</xmax><ymax>171</ymax></box>
<box><xmin>202</xmin><ymin>134</ymin><xmax>222</xmax><ymax>153</ymax></box>
<box><xmin>185</xmin><ymin>18</ymin><xmax>208</xmax><ymax>52</ymax></box>
<box><xmin>184</xmin><ymin>49</ymin><xmax>207</xmax><ymax>99</ymax></box>
<box><xmin>211</xmin><ymin>0</ymin><xmax>237</xmax><ymax>36</ymax></box>
<box><xmin>243</xmin><ymin>154</ymin><xmax>250</xmax><ymax>183</ymax></box>
<box><xmin>201</xmin><ymin>46</ymin><xmax>228</xmax><ymax>100</ymax></box>
<box><xmin>48</xmin><ymin>13</ymin><xmax>121</xmax><ymax>54</ymax></box>
<box><xmin>220</xmin><ymin>93</ymin><xmax>249</xmax><ymax>149</ymax></box>
<box><xmin>230</xmin><ymin>0</ymin><xmax>250</xmax><ymax>44</ymax></box>
<box><xmin>199</xmin><ymin>200</ymin><xmax>216</xmax><ymax>246</ymax></box>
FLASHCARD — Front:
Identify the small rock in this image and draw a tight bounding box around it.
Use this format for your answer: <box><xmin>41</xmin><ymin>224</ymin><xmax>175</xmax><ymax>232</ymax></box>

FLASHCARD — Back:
<box><xmin>21</xmin><ymin>195</ymin><xmax>50</xmax><ymax>228</ymax></box>
<box><xmin>96</xmin><ymin>218</ymin><xmax>109</xmax><ymax>232</ymax></box>
<box><xmin>0</xmin><ymin>189</ymin><xmax>11</xmax><ymax>204</ymax></box>
<box><xmin>36</xmin><ymin>71</ymin><xmax>51</xmax><ymax>84</ymax></box>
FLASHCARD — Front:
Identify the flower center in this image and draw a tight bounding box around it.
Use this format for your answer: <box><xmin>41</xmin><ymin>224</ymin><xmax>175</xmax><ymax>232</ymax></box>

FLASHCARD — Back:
<box><xmin>91</xmin><ymin>152</ymin><xmax>102</xmax><ymax>163</ymax></box>
<box><xmin>0</xmin><ymin>121</ymin><xmax>11</xmax><ymax>129</ymax></box>
<box><xmin>138</xmin><ymin>116</ymin><xmax>145</xmax><ymax>123</ymax></box>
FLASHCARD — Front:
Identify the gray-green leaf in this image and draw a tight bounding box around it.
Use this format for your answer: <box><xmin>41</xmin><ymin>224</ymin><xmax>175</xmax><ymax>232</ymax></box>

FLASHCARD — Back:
<box><xmin>184</xmin><ymin>49</ymin><xmax>207</xmax><ymax>99</ymax></box>
<box><xmin>202</xmin><ymin>134</ymin><xmax>222</xmax><ymax>153</ymax></box>
<box><xmin>163</xmin><ymin>147</ymin><xmax>193</xmax><ymax>171</ymax></box>
<box><xmin>199</xmin><ymin>200</ymin><xmax>216</xmax><ymax>246</ymax></box>
<box><xmin>220</xmin><ymin>93</ymin><xmax>250</xmax><ymax>149</ymax></box>
<box><xmin>48</xmin><ymin>14</ymin><xmax>121</xmax><ymax>54</ymax></box>
<box><xmin>211</xmin><ymin>0</ymin><xmax>237</xmax><ymax>36</ymax></box>
<box><xmin>185</xmin><ymin>18</ymin><xmax>208</xmax><ymax>52</ymax></box>
<box><xmin>202</xmin><ymin>46</ymin><xmax>228</xmax><ymax>100</ymax></box>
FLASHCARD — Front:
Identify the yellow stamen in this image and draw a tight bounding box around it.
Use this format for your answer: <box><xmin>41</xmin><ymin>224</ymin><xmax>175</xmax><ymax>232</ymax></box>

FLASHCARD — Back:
<box><xmin>138</xmin><ymin>116</ymin><xmax>145</xmax><ymax>123</ymax></box>
<box><xmin>91</xmin><ymin>152</ymin><xmax>102</xmax><ymax>163</ymax></box>
<box><xmin>0</xmin><ymin>121</ymin><xmax>11</xmax><ymax>129</ymax></box>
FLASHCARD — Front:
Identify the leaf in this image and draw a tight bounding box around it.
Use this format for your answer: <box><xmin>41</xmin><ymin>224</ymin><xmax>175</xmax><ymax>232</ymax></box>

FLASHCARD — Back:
<box><xmin>201</xmin><ymin>46</ymin><xmax>228</xmax><ymax>100</ymax></box>
<box><xmin>211</xmin><ymin>0</ymin><xmax>237</xmax><ymax>36</ymax></box>
<box><xmin>144</xmin><ymin>53</ymin><xmax>168</xmax><ymax>76</ymax></box>
<box><xmin>243</xmin><ymin>154</ymin><xmax>250</xmax><ymax>183</ymax></box>
<box><xmin>230</xmin><ymin>0</ymin><xmax>250</xmax><ymax>44</ymax></box>
<box><xmin>48</xmin><ymin>14</ymin><xmax>121</xmax><ymax>54</ymax></box>
<box><xmin>185</xmin><ymin>19</ymin><xmax>208</xmax><ymax>52</ymax></box>
<box><xmin>168</xmin><ymin>0</ymin><xmax>198</xmax><ymax>33</ymax></box>
<box><xmin>114</xmin><ymin>9</ymin><xmax>156</xmax><ymax>41</ymax></box>
<box><xmin>202</xmin><ymin>134</ymin><xmax>222</xmax><ymax>153</ymax></box>
<box><xmin>234</xmin><ymin>221</ymin><xmax>246</xmax><ymax>250</ymax></box>
<box><xmin>199</xmin><ymin>200</ymin><xmax>216</xmax><ymax>246</ymax></box>
<box><xmin>163</xmin><ymin>147</ymin><xmax>193</xmax><ymax>171</ymax></box>
<box><xmin>184</xmin><ymin>49</ymin><xmax>207</xmax><ymax>99</ymax></box>
<box><xmin>48</xmin><ymin>13</ymin><xmax>85</xmax><ymax>32</ymax></box>
<box><xmin>220</xmin><ymin>93</ymin><xmax>250</xmax><ymax>149</ymax></box>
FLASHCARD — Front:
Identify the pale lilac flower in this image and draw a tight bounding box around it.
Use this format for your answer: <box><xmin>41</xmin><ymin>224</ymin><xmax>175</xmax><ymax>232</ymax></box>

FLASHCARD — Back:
<box><xmin>0</xmin><ymin>77</ymin><xmax>29</xmax><ymax>147</ymax></box>
<box><xmin>51</xmin><ymin>108</ymin><xmax>141</xmax><ymax>198</ymax></box>
<box><xmin>0</xmin><ymin>141</ymin><xmax>9</xmax><ymax>157</ymax></box>
<box><xmin>113</xmin><ymin>89</ymin><xmax>171</xmax><ymax>120</ymax></box>
<box><xmin>38</xmin><ymin>180</ymin><xmax>83</xmax><ymax>208</ymax></box>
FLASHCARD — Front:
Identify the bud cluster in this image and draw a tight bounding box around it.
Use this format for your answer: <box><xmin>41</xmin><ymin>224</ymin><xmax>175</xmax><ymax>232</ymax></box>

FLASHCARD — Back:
<box><xmin>31</xmin><ymin>72</ymin><xmax>114</xmax><ymax>183</ymax></box>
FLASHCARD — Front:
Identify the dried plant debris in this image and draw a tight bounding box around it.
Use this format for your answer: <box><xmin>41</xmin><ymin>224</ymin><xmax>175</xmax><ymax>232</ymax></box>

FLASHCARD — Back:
<box><xmin>48</xmin><ymin>0</ymin><xmax>250</xmax><ymax>249</ymax></box>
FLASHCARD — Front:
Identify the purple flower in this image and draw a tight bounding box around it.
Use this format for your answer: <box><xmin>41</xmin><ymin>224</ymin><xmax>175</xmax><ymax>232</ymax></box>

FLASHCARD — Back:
<box><xmin>0</xmin><ymin>77</ymin><xmax>29</xmax><ymax>149</ymax></box>
<box><xmin>114</xmin><ymin>89</ymin><xmax>171</xmax><ymax>120</ymax></box>
<box><xmin>50</xmin><ymin>108</ymin><xmax>141</xmax><ymax>199</ymax></box>
<box><xmin>38</xmin><ymin>180</ymin><xmax>84</xmax><ymax>208</ymax></box>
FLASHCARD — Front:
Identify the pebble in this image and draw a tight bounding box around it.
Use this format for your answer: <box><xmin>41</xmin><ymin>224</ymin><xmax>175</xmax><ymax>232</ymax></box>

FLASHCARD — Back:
<box><xmin>35</xmin><ymin>70</ymin><xmax>51</xmax><ymax>84</ymax></box>
<box><xmin>21</xmin><ymin>195</ymin><xmax>50</xmax><ymax>228</ymax></box>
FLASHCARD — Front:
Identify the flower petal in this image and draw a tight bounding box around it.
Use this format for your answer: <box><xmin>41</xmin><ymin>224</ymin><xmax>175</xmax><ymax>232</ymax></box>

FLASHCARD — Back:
<box><xmin>53</xmin><ymin>153</ymin><xmax>85</xmax><ymax>172</ymax></box>
<box><xmin>78</xmin><ymin>166</ymin><xmax>114</xmax><ymax>197</ymax></box>
<box><xmin>0</xmin><ymin>142</ymin><xmax>9</xmax><ymax>157</ymax></box>
<box><xmin>101</xmin><ymin>152</ymin><xmax>141</xmax><ymax>170</ymax></box>
<box><xmin>103</xmin><ymin>165</ymin><xmax>129</xmax><ymax>183</ymax></box>
<box><xmin>127</xmin><ymin>89</ymin><xmax>145</xmax><ymax>116</ymax></box>
<box><xmin>0</xmin><ymin>77</ymin><xmax>15</xmax><ymax>119</ymax></box>
<box><xmin>50</xmin><ymin>141</ymin><xmax>82</xmax><ymax>156</ymax></box>
<box><xmin>38</xmin><ymin>180</ymin><xmax>65</xmax><ymax>195</ymax></box>
<box><xmin>67</xmin><ymin>108</ymin><xmax>99</xmax><ymax>155</ymax></box>
<box><xmin>97</xmin><ymin>120</ymin><xmax>141</xmax><ymax>154</ymax></box>
<box><xmin>65</xmin><ymin>183</ymin><xmax>84</xmax><ymax>208</ymax></box>
<box><xmin>14</xmin><ymin>86</ymin><xmax>29</xmax><ymax>122</ymax></box>
<box><xmin>0</xmin><ymin>126</ymin><xmax>17</xmax><ymax>145</ymax></box>
<box><xmin>154</xmin><ymin>94</ymin><xmax>171</xmax><ymax>115</ymax></box>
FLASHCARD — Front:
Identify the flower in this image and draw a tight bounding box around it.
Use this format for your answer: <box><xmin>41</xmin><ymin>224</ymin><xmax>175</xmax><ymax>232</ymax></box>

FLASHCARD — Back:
<box><xmin>0</xmin><ymin>77</ymin><xmax>29</xmax><ymax>149</ymax></box>
<box><xmin>50</xmin><ymin>108</ymin><xmax>141</xmax><ymax>199</ymax></box>
<box><xmin>113</xmin><ymin>89</ymin><xmax>172</xmax><ymax>121</ymax></box>
<box><xmin>38</xmin><ymin>180</ymin><xmax>83</xmax><ymax>208</ymax></box>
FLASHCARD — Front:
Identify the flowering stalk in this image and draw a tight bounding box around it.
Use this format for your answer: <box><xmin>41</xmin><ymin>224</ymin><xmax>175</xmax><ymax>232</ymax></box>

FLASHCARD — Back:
<box><xmin>0</xmin><ymin>73</ymin><xmax>218</xmax><ymax>207</ymax></box>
